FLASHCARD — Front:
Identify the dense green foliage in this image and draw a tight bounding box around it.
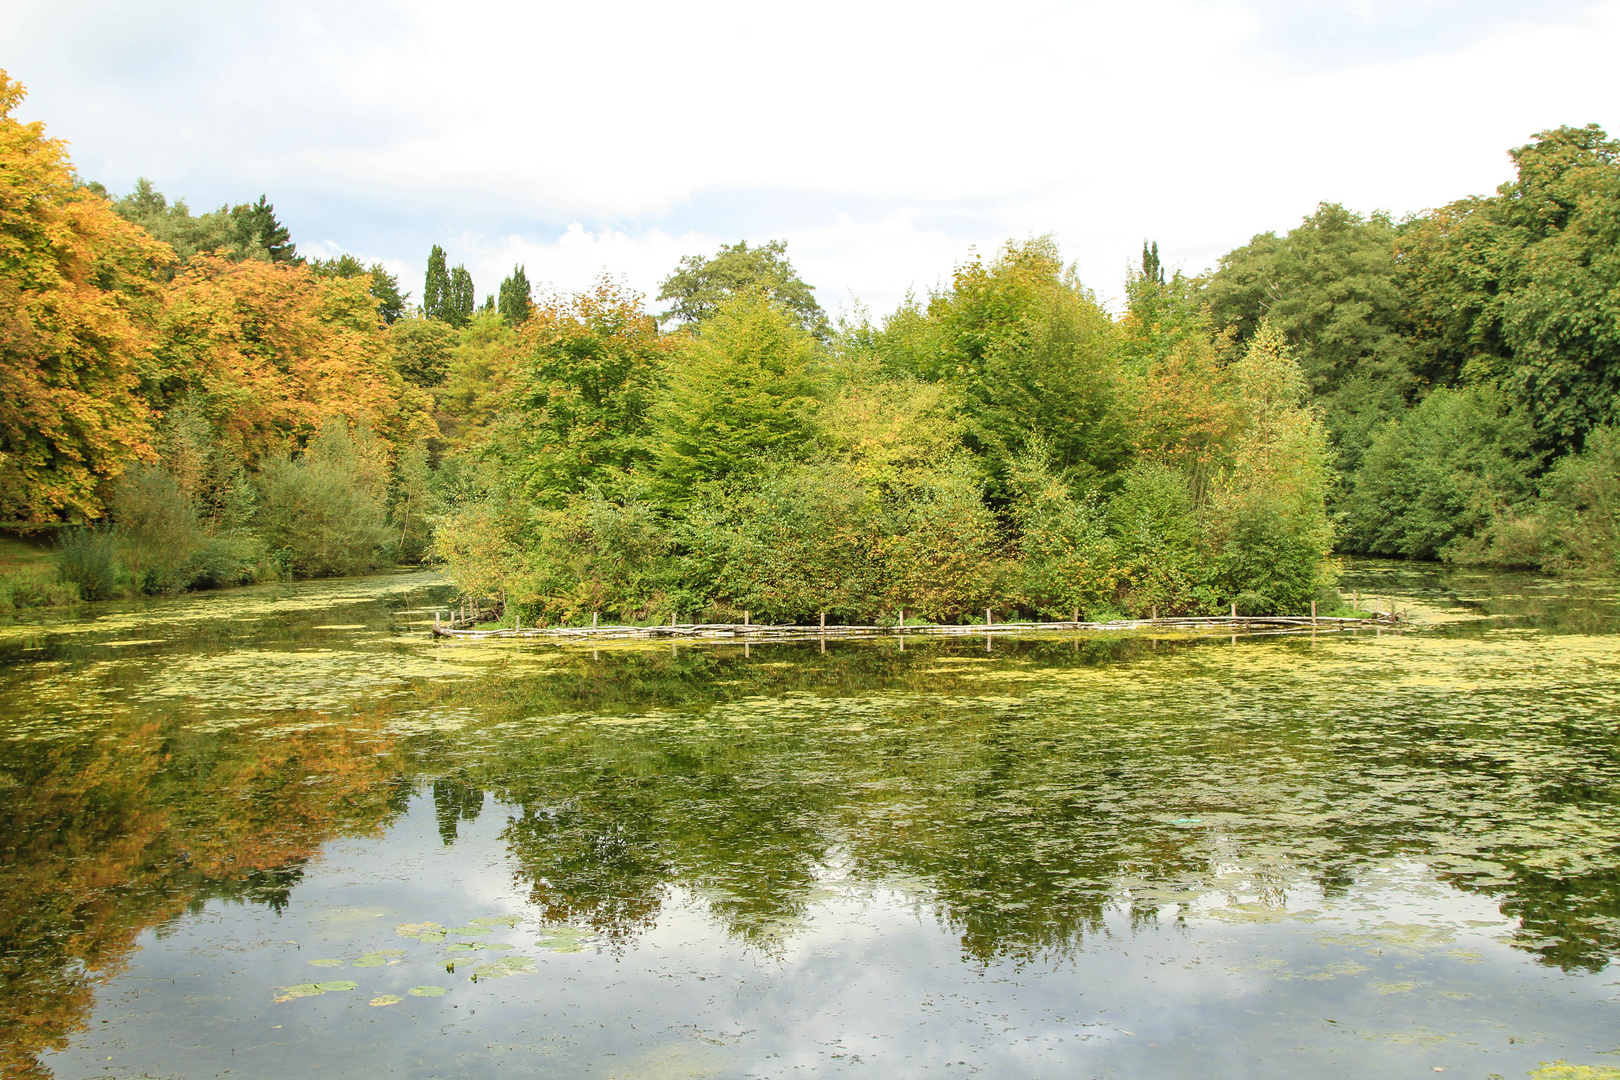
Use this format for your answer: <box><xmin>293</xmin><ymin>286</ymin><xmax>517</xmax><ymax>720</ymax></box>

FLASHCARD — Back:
<box><xmin>433</xmin><ymin>238</ymin><xmax>1336</xmax><ymax>625</ymax></box>
<box><xmin>1203</xmin><ymin>123</ymin><xmax>1620</xmax><ymax>569</ymax></box>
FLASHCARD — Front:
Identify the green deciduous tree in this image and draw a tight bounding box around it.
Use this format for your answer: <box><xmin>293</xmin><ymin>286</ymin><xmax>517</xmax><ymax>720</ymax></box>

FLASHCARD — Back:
<box><xmin>1201</xmin><ymin>203</ymin><xmax>1414</xmax><ymax>475</ymax></box>
<box><xmin>497</xmin><ymin>279</ymin><xmax>666</xmax><ymax>501</ymax></box>
<box><xmin>919</xmin><ymin>238</ymin><xmax>1133</xmax><ymax>492</ymax></box>
<box><xmin>108</xmin><ymin>179</ymin><xmax>238</xmax><ymax>276</ymax></box>
<box><xmin>257</xmin><ymin>419</ymin><xmax>390</xmax><ymax>576</ymax></box>
<box><xmin>389</xmin><ymin>316</ymin><xmax>456</xmax><ymax>388</ymax></box>
<box><xmin>1208</xmin><ymin>322</ymin><xmax>1336</xmax><ymax>613</ymax></box>
<box><xmin>658</xmin><ymin>240</ymin><xmax>828</xmax><ymax>339</ymax></box>
<box><xmin>652</xmin><ymin>291</ymin><xmax>824</xmax><ymax>498</ymax></box>
<box><xmin>1400</xmin><ymin>124</ymin><xmax>1620</xmax><ymax>453</ymax></box>
<box><xmin>1341</xmin><ymin>385</ymin><xmax>1540</xmax><ymax>559</ymax></box>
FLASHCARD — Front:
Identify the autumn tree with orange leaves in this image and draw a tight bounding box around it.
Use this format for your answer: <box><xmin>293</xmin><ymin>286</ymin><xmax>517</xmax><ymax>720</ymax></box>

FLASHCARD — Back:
<box><xmin>0</xmin><ymin>72</ymin><xmax>172</xmax><ymax>522</ymax></box>
<box><xmin>152</xmin><ymin>255</ymin><xmax>432</xmax><ymax>466</ymax></box>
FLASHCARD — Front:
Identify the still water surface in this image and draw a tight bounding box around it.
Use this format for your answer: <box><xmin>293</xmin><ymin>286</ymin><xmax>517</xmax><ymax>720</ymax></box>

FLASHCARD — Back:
<box><xmin>1</xmin><ymin>564</ymin><xmax>1617</xmax><ymax>1079</ymax></box>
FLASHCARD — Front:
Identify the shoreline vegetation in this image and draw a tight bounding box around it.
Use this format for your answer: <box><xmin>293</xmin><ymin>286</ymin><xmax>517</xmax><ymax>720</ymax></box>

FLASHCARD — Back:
<box><xmin>4</xmin><ymin>67</ymin><xmax>1618</xmax><ymax>620</ymax></box>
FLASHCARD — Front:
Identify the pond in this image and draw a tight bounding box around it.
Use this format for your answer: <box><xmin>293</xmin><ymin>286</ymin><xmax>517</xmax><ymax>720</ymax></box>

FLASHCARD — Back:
<box><xmin>1</xmin><ymin>563</ymin><xmax>1617</xmax><ymax>1079</ymax></box>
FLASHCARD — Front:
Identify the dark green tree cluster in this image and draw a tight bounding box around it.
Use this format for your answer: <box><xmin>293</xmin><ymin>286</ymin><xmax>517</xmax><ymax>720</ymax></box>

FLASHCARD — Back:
<box><xmin>1201</xmin><ymin>124</ymin><xmax>1620</xmax><ymax>569</ymax></box>
<box><xmin>100</xmin><ymin>179</ymin><xmax>301</xmax><ymax>274</ymax></box>
<box><xmin>423</xmin><ymin>245</ymin><xmax>476</xmax><ymax>327</ymax></box>
<box><xmin>498</xmin><ymin>264</ymin><xmax>532</xmax><ymax>327</ymax></box>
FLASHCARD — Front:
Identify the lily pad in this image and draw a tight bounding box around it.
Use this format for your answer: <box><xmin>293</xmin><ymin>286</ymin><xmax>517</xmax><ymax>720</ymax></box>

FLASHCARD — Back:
<box><xmin>445</xmin><ymin>942</ymin><xmax>484</xmax><ymax>952</ymax></box>
<box><xmin>369</xmin><ymin>995</ymin><xmax>403</xmax><ymax>1007</ymax></box>
<box><xmin>396</xmin><ymin>922</ymin><xmax>446</xmax><ymax>941</ymax></box>
<box><xmin>314</xmin><ymin>980</ymin><xmax>358</xmax><ymax>992</ymax></box>
<box><xmin>275</xmin><ymin>983</ymin><xmax>327</xmax><ymax>1001</ymax></box>
<box><xmin>353</xmin><ymin>949</ymin><xmax>406</xmax><ymax>967</ymax></box>
<box><xmin>471</xmin><ymin>955</ymin><xmax>536</xmax><ymax>979</ymax></box>
<box><xmin>535</xmin><ymin>927</ymin><xmax>591</xmax><ymax>953</ymax></box>
<box><xmin>481</xmin><ymin>941</ymin><xmax>514</xmax><ymax>950</ymax></box>
<box><xmin>407</xmin><ymin>985</ymin><xmax>448</xmax><ymax>997</ymax></box>
<box><xmin>470</xmin><ymin>915</ymin><xmax>522</xmax><ymax>928</ymax></box>
<box><xmin>308</xmin><ymin>958</ymin><xmax>345</xmax><ymax>968</ymax></box>
<box><xmin>447</xmin><ymin>925</ymin><xmax>491</xmax><ymax>935</ymax></box>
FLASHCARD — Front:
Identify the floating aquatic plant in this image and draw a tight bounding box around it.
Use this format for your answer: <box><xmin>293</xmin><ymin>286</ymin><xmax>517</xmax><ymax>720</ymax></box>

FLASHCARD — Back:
<box><xmin>273</xmin><ymin>979</ymin><xmax>358</xmax><ymax>1002</ymax></box>
<box><xmin>470</xmin><ymin>955</ymin><xmax>536</xmax><ymax>979</ymax></box>
<box><xmin>352</xmin><ymin>949</ymin><xmax>405</xmax><ymax>967</ymax></box>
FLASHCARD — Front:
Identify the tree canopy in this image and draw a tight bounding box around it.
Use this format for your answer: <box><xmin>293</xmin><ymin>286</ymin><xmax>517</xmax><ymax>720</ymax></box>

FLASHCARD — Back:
<box><xmin>657</xmin><ymin>240</ymin><xmax>829</xmax><ymax>339</ymax></box>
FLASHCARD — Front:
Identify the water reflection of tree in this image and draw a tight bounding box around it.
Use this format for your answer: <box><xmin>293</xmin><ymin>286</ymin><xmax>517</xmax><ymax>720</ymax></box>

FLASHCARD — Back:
<box><xmin>0</xmin><ymin>713</ymin><xmax>410</xmax><ymax>1078</ymax></box>
<box><xmin>451</xmin><ymin>635</ymin><xmax>1620</xmax><ymax>973</ymax></box>
<box><xmin>467</xmin><ymin>638</ymin><xmax>1216</xmax><ymax>961</ymax></box>
<box><xmin>433</xmin><ymin>776</ymin><xmax>485</xmax><ymax>844</ymax></box>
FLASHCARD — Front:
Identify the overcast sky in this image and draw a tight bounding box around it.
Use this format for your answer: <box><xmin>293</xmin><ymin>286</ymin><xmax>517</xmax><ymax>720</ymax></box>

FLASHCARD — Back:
<box><xmin>5</xmin><ymin>0</ymin><xmax>1616</xmax><ymax>317</ymax></box>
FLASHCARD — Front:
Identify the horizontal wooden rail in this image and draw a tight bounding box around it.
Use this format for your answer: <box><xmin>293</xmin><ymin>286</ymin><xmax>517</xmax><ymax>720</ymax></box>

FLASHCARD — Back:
<box><xmin>429</xmin><ymin>612</ymin><xmax>1400</xmax><ymax>642</ymax></box>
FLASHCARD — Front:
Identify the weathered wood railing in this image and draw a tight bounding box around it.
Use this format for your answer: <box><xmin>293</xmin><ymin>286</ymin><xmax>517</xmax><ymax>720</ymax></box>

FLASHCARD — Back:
<box><xmin>430</xmin><ymin>611</ymin><xmax>1400</xmax><ymax>642</ymax></box>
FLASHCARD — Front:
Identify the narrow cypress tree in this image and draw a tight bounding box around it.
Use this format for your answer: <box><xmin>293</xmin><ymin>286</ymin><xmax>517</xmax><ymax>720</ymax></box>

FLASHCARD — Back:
<box><xmin>424</xmin><ymin>245</ymin><xmax>450</xmax><ymax>321</ymax></box>
<box><xmin>498</xmin><ymin>264</ymin><xmax>532</xmax><ymax>327</ymax></box>
<box><xmin>1141</xmin><ymin>240</ymin><xmax>1164</xmax><ymax>286</ymax></box>
<box><xmin>448</xmin><ymin>265</ymin><xmax>475</xmax><ymax>328</ymax></box>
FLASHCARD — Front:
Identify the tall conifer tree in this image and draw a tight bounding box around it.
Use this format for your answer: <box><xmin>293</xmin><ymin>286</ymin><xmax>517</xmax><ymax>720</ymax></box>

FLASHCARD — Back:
<box><xmin>448</xmin><ymin>265</ymin><xmax>475</xmax><ymax>328</ymax></box>
<box><xmin>230</xmin><ymin>196</ymin><xmax>298</xmax><ymax>263</ymax></box>
<box><xmin>424</xmin><ymin>245</ymin><xmax>450</xmax><ymax>322</ymax></box>
<box><xmin>1142</xmin><ymin>240</ymin><xmax>1164</xmax><ymax>286</ymax></box>
<box><xmin>498</xmin><ymin>265</ymin><xmax>532</xmax><ymax>327</ymax></box>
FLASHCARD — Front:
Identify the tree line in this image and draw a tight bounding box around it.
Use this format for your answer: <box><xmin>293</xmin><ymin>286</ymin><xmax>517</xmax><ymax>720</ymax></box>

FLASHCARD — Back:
<box><xmin>1</xmin><ymin>64</ymin><xmax>1614</xmax><ymax>614</ymax></box>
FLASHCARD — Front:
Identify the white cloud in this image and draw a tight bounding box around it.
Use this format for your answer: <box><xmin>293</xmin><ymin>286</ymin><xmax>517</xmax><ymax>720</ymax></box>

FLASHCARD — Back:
<box><xmin>4</xmin><ymin>0</ymin><xmax>1617</xmax><ymax>318</ymax></box>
